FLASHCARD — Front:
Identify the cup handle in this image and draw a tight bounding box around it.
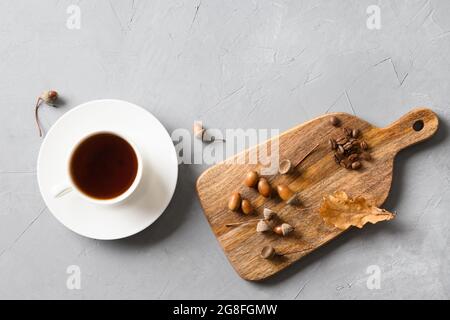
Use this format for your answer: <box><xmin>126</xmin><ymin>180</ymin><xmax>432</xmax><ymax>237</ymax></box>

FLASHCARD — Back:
<box><xmin>52</xmin><ymin>183</ymin><xmax>73</xmax><ymax>198</ymax></box>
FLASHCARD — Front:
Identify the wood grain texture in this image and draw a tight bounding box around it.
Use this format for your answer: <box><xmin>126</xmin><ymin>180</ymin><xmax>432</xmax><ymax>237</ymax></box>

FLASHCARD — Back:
<box><xmin>196</xmin><ymin>108</ymin><xmax>439</xmax><ymax>281</ymax></box>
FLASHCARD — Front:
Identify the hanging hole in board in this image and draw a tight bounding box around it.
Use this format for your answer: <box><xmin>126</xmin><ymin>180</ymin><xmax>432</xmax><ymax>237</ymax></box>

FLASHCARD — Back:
<box><xmin>413</xmin><ymin>120</ymin><xmax>424</xmax><ymax>132</ymax></box>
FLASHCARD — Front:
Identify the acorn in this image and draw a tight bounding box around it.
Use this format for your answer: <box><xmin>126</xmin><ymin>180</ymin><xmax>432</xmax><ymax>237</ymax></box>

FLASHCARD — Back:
<box><xmin>228</xmin><ymin>192</ymin><xmax>241</xmax><ymax>211</ymax></box>
<box><xmin>241</xmin><ymin>199</ymin><xmax>254</xmax><ymax>215</ymax></box>
<box><xmin>276</xmin><ymin>185</ymin><xmax>294</xmax><ymax>201</ymax></box>
<box><xmin>244</xmin><ymin>171</ymin><xmax>259</xmax><ymax>188</ymax></box>
<box><xmin>257</xmin><ymin>178</ymin><xmax>272</xmax><ymax>197</ymax></box>
<box><xmin>273</xmin><ymin>225</ymin><xmax>282</xmax><ymax>235</ymax></box>
<box><xmin>273</xmin><ymin>223</ymin><xmax>294</xmax><ymax>236</ymax></box>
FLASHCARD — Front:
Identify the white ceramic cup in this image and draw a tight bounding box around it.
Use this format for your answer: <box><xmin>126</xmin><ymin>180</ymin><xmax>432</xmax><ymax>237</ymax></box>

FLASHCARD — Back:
<box><xmin>51</xmin><ymin>131</ymin><xmax>143</xmax><ymax>205</ymax></box>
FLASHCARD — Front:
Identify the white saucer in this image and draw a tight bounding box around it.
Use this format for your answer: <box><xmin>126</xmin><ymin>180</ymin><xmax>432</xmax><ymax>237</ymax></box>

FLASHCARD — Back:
<box><xmin>37</xmin><ymin>99</ymin><xmax>178</xmax><ymax>240</ymax></box>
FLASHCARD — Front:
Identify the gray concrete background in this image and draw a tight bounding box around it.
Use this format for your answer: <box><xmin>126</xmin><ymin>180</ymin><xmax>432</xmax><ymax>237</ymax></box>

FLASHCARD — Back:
<box><xmin>0</xmin><ymin>0</ymin><xmax>449</xmax><ymax>299</ymax></box>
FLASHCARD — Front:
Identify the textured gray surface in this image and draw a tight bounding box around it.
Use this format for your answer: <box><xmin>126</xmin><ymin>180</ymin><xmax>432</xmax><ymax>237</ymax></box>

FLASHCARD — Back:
<box><xmin>0</xmin><ymin>0</ymin><xmax>449</xmax><ymax>299</ymax></box>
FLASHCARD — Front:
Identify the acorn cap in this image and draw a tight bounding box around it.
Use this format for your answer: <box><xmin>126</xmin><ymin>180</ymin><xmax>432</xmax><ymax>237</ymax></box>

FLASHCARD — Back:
<box><xmin>261</xmin><ymin>246</ymin><xmax>276</xmax><ymax>259</ymax></box>
<box><xmin>263</xmin><ymin>208</ymin><xmax>276</xmax><ymax>220</ymax></box>
<box><xmin>280</xmin><ymin>223</ymin><xmax>294</xmax><ymax>236</ymax></box>
<box><xmin>40</xmin><ymin>90</ymin><xmax>58</xmax><ymax>105</ymax></box>
<box><xmin>256</xmin><ymin>220</ymin><xmax>270</xmax><ymax>233</ymax></box>
<box><xmin>278</xmin><ymin>159</ymin><xmax>292</xmax><ymax>174</ymax></box>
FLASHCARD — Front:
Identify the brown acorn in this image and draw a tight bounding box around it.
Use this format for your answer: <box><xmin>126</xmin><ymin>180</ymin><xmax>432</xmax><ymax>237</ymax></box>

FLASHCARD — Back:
<box><xmin>276</xmin><ymin>185</ymin><xmax>294</xmax><ymax>201</ymax></box>
<box><xmin>241</xmin><ymin>199</ymin><xmax>254</xmax><ymax>215</ymax></box>
<box><xmin>228</xmin><ymin>192</ymin><xmax>241</xmax><ymax>211</ymax></box>
<box><xmin>244</xmin><ymin>171</ymin><xmax>259</xmax><ymax>188</ymax></box>
<box><xmin>257</xmin><ymin>178</ymin><xmax>272</xmax><ymax>197</ymax></box>
<box><xmin>273</xmin><ymin>223</ymin><xmax>294</xmax><ymax>236</ymax></box>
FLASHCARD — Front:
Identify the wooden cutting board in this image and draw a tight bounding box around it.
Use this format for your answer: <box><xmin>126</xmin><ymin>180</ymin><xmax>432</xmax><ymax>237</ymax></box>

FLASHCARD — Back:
<box><xmin>196</xmin><ymin>108</ymin><xmax>439</xmax><ymax>281</ymax></box>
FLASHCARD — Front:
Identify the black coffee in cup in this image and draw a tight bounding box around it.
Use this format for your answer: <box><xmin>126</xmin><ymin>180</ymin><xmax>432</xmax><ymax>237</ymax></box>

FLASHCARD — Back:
<box><xmin>69</xmin><ymin>133</ymin><xmax>138</xmax><ymax>200</ymax></box>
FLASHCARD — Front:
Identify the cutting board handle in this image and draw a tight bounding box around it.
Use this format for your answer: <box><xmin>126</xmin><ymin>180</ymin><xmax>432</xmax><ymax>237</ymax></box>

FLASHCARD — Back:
<box><xmin>379</xmin><ymin>108</ymin><xmax>439</xmax><ymax>152</ymax></box>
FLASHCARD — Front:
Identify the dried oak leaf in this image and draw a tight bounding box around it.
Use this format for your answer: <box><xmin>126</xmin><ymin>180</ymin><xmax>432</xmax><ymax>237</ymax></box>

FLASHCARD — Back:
<box><xmin>319</xmin><ymin>191</ymin><xmax>395</xmax><ymax>230</ymax></box>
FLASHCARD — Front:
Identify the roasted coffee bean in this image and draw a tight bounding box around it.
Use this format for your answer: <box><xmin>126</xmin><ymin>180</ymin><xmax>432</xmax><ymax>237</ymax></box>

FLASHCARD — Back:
<box><xmin>351</xmin><ymin>161</ymin><xmax>361</xmax><ymax>170</ymax></box>
<box><xmin>330</xmin><ymin>123</ymin><xmax>371</xmax><ymax>171</ymax></box>
<box><xmin>348</xmin><ymin>154</ymin><xmax>359</xmax><ymax>162</ymax></box>
<box><xmin>343</xmin><ymin>127</ymin><xmax>352</xmax><ymax>137</ymax></box>
<box><xmin>346</xmin><ymin>160</ymin><xmax>352</xmax><ymax>169</ymax></box>
<box><xmin>339</xmin><ymin>159</ymin><xmax>351</xmax><ymax>169</ymax></box>
<box><xmin>336</xmin><ymin>137</ymin><xmax>348</xmax><ymax>145</ymax></box>
<box><xmin>329</xmin><ymin>138</ymin><xmax>337</xmax><ymax>150</ymax></box>
<box><xmin>360</xmin><ymin>140</ymin><xmax>368</xmax><ymax>150</ymax></box>
<box><xmin>334</xmin><ymin>154</ymin><xmax>341</xmax><ymax>164</ymax></box>
<box><xmin>351</xmin><ymin>128</ymin><xmax>360</xmax><ymax>138</ymax></box>
<box><xmin>329</xmin><ymin>116</ymin><xmax>340</xmax><ymax>126</ymax></box>
<box><xmin>342</xmin><ymin>159</ymin><xmax>352</xmax><ymax>169</ymax></box>
<box><xmin>334</xmin><ymin>151</ymin><xmax>344</xmax><ymax>160</ymax></box>
<box><xmin>343</xmin><ymin>142</ymin><xmax>353</xmax><ymax>150</ymax></box>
